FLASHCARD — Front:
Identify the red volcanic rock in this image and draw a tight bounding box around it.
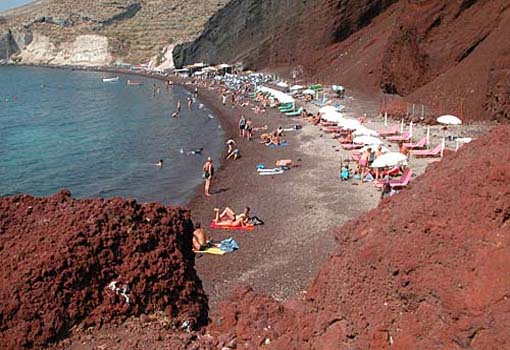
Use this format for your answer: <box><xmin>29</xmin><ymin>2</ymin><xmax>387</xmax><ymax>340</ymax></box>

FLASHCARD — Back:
<box><xmin>208</xmin><ymin>125</ymin><xmax>510</xmax><ymax>349</ymax></box>
<box><xmin>0</xmin><ymin>191</ymin><xmax>207</xmax><ymax>349</ymax></box>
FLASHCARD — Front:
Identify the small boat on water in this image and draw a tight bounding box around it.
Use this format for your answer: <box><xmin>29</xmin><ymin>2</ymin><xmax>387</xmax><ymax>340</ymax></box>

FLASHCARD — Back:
<box><xmin>127</xmin><ymin>80</ymin><xmax>144</xmax><ymax>86</ymax></box>
<box><xmin>102</xmin><ymin>77</ymin><xmax>120</xmax><ymax>83</ymax></box>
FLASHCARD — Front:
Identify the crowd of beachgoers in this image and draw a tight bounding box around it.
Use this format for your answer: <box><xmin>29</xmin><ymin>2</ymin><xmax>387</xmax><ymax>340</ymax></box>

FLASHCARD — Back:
<box><xmin>153</xmin><ymin>69</ymin><xmax>467</xmax><ymax>256</ymax></box>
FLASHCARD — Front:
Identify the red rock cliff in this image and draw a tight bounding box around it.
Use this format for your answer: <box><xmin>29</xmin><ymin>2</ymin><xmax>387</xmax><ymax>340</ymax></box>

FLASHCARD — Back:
<box><xmin>0</xmin><ymin>190</ymin><xmax>208</xmax><ymax>349</ymax></box>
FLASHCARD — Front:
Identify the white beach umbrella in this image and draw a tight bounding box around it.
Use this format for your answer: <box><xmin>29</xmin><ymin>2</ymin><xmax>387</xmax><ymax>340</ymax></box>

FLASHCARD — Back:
<box><xmin>321</xmin><ymin>111</ymin><xmax>344</xmax><ymax>123</ymax></box>
<box><xmin>437</xmin><ymin>115</ymin><xmax>462</xmax><ymax>125</ymax></box>
<box><xmin>353</xmin><ymin>126</ymin><xmax>379</xmax><ymax>137</ymax></box>
<box><xmin>302</xmin><ymin>89</ymin><xmax>316</xmax><ymax>95</ymax></box>
<box><xmin>338</xmin><ymin>119</ymin><xmax>361</xmax><ymax>130</ymax></box>
<box><xmin>319</xmin><ymin>105</ymin><xmax>339</xmax><ymax>114</ymax></box>
<box><xmin>371</xmin><ymin>152</ymin><xmax>408</xmax><ymax>168</ymax></box>
<box><xmin>290</xmin><ymin>85</ymin><xmax>304</xmax><ymax>91</ymax></box>
<box><xmin>353</xmin><ymin>136</ymin><xmax>383</xmax><ymax>145</ymax></box>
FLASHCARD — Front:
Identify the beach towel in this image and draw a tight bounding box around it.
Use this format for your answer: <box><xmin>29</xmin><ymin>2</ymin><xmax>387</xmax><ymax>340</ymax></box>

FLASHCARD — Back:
<box><xmin>268</xmin><ymin>141</ymin><xmax>288</xmax><ymax>148</ymax></box>
<box><xmin>210</xmin><ymin>222</ymin><xmax>256</xmax><ymax>231</ymax></box>
<box><xmin>258</xmin><ymin>168</ymin><xmax>284</xmax><ymax>175</ymax></box>
<box><xmin>195</xmin><ymin>247</ymin><xmax>226</xmax><ymax>255</ymax></box>
<box><xmin>220</xmin><ymin>237</ymin><xmax>240</xmax><ymax>253</ymax></box>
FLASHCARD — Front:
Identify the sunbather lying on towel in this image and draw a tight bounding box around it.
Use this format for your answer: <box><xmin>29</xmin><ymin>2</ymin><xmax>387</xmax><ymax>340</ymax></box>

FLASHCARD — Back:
<box><xmin>338</xmin><ymin>131</ymin><xmax>353</xmax><ymax>144</ymax></box>
<box><xmin>213</xmin><ymin>207</ymin><xmax>251</xmax><ymax>227</ymax></box>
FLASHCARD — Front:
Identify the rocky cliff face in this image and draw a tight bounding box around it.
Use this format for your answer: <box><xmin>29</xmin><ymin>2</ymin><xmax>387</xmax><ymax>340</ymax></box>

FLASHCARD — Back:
<box><xmin>0</xmin><ymin>0</ymin><xmax>229</xmax><ymax>65</ymax></box>
<box><xmin>175</xmin><ymin>0</ymin><xmax>510</xmax><ymax>122</ymax></box>
<box><xmin>0</xmin><ymin>190</ymin><xmax>208</xmax><ymax>349</ymax></box>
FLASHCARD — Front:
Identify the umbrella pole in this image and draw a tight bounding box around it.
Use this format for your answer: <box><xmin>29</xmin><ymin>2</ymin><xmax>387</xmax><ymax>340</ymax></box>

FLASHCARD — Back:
<box><xmin>384</xmin><ymin>112</ymin><xmax>388</xmax><ymax>126</ymax></box>
<box><xmin>426</xmin><ymin>126</ymin><xmax>430</xmax><ymax>147</ymax></box>
<box><xmin>441</xmin><ymin>137</ymin><xmax>445</xmax><ymax>158</ymax></box>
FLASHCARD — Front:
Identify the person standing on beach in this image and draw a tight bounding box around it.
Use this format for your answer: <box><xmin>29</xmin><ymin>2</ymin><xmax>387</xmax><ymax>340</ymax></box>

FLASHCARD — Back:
<box><xmin>239</xmin><ymin>115</ymin><xmax>246</xmax><ymax>138</ymax></box>
<box><xmin>245</xmin><ymin>118</ymin><xmax>253</xmax><ymax>141</ymax></box>
<box><xmin>221</xmin><ymin>94</ymin><xmax>227</xmax><ymax>106</ymax></box>
<box><xmin>203</xmin><ymin>157</ymin><xmax>214</xmax><ymax>197</ymax></box>
<box><xmin>194</xmin><ymin>87</ymin><xmax>199</xmax><ymax>97</ymax></box>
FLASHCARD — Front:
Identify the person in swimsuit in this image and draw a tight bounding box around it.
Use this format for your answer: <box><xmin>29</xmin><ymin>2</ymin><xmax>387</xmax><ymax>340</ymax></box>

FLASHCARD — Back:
<box><xmin>226</xmin><ymin>139</ymin><xmax>236</xmax><ymax>153</ymax></box>
<box><xmin>213</xmin><ymin>207</ymin><xmax>251</xmax><ymax>227</ymax></box>
<box><xmin>156</xmin><ymin>159</ymin><xmax>164</xmax><ymax>167</ymax></box>
<box><xmin>245</xmin><ymin>118</ymin><xmax>253</xmax><ymax>141</ymax></box>
<box><xmin>202</xmin><ymin>157</ymin><xmax>214</xmax><ymax>197</ymax></box>
<box><xmin>226</xmin><ymin>148</ymin><xmax>241</xmax><ymax>160</ymax></box>
<box><xmin>239</xmin><ymin>115</ymin><xmax>246</xmax><ymax>137</ymax></box>
<box><xmin>192</xmin><ymin>222</ymin><xmax>209</xmax><ymax>251</ymax></box>
<box><xmin>359</xmin><ymin>148</ymin><xmax>371</xmax><ymax>183</ymax></box>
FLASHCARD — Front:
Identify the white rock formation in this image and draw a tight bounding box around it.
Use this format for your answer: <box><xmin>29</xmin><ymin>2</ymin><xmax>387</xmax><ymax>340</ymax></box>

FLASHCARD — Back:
<box><xmin>18</xmin><ymin>33</ymin><xmax>112</xmax><ymax>66</ymax></box>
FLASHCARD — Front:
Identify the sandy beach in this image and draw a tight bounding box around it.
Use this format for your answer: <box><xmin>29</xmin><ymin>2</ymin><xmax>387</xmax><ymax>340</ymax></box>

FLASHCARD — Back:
<box><xmin>182</xmin><ymin>79</ymin><xmax>495</xmax><ymax>306</ymax></box>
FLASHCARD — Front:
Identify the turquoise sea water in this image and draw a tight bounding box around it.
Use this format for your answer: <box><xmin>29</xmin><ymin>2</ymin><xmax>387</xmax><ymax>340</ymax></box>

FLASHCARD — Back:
<box><xmin>0</xmin><ymin>66</ymin><xmax>224</xmax><ymax>205</ymax></box>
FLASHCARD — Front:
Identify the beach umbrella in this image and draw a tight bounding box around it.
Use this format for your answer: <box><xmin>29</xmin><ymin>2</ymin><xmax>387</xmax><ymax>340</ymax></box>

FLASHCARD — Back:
<box><xmin>353</xmin><ymin>126</ymin><xmax>378</xmax><ymax>137</ymax></box>
<box><xmin>371</xmin><ymin>152</ymin><xmax>408</xmax><ymax>168</ymax></box>
<box><xmin>319</xmin><ymin>105</ymin><xmax>339</xmax><ymax>114</ymax></box>
<box><xmin>302</xmin><ymin>89</ymin><xmax>316</xmax><ymax>95</ymax></box>
<box><xmin>290</xmin><ymin>85</ymin><xmax>304</xmax><ymax>91</ymax></box>
<box><xmin>353</xmin><ymin>136</ymin><xmax>383</xmax><ymax>145</ymax></box>
<box><xmin>338</xmin><ymin>119</ymin><xmax>361</xmax><ymax>130</ymax></box>
<box><xmin>426</xmin><ymin>126</ymin><xmax>430</xmax><ymax>146</ymax></box>
<box><xmin>437</xmin><ymin>114</ymin><xmax>462</xmax><ymax>125</ymax></box>
<box><xmin>321</xmin><ymin>111</ymin><xmax>345</xmax><ymax>123</ymax></box>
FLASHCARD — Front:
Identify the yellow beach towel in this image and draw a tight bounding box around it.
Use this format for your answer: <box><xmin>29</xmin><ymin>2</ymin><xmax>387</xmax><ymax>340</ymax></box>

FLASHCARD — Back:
<box><xmin>194</xmin><ymin>247</ymin><xmax>226</xmax><ymax>255</ymax></box>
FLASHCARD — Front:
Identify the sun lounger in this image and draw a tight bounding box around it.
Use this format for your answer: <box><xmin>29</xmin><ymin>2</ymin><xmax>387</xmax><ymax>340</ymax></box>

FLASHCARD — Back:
<box><xmin>375</xmin><ymin>168</ymin><xmax>413</xmax><ymax>188</ymax></box>
<box><xmin>413</xmin><ymin>143</ymin><xmax>442</xmax><ymax>158</ymax></box>
<box><xmin>341</xmin><ymin>143</ymin><xmax>364</xmax><ymax>150</ymax></box>
<box><xmin>386</xmin><ymin>131</ymin><xmax>411</xmax><ymax>142</ymax></box>
<box><xmin>279</xmin><ymin>105</ymin><xmax>295</xmax><ymax>113</ymax></box>
<box><xmin>323</xmin><ymin>126</ymin><xmax>344</xmax><ymax>133</ymax></box>
<box><xmin>404</xmin><ymin>137</ymin><xmax>427</xmax><ymax>149</ymax></box>
<box><xmin>285</xmin><ymin>107</ymin><xmax>304</xmax><ymax>116</ymax></box>
<box><xmin>321</xmin><ymin>122</ymin><xmax>338</xmax><ymax>127</ymax></box>
<box><xmin>377</xmin><ymin>124</ymin><xmax>400</xmax><ymax>137</ymax></box>
<box><xmin>278</xmin><ymin>103</ymin><xmax>294</xmax><ymax>111</ymax></box>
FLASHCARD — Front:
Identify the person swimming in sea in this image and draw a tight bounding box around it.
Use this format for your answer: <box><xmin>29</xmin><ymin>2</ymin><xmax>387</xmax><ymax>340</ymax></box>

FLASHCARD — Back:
<box><xmin>156</xmin><ymin>159</ymin><xmax>164</xmax><ymax>167</ymax></box>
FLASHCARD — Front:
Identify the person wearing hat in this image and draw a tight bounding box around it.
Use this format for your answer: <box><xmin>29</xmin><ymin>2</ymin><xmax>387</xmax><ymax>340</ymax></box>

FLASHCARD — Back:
<box><xmin>202</xmin><ymin>157</ymin><xmax>214</xmax><ymax>197</ymax></box>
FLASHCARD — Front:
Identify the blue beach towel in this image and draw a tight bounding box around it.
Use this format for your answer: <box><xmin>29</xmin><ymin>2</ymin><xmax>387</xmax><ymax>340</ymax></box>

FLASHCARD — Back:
<box><xmin>220</xmin><ymin>237</ymin><xmax>240</xmax><ymax>253</ymax></box>
<box><xmin>268</xmin><ymin>141</ymin><xmax>289</xmax><ymax>148</ymax></box>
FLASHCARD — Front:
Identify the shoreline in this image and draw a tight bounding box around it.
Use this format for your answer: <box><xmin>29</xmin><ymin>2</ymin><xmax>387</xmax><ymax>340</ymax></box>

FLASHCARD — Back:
<box><xmin>3</xmin><ymin>63</ymin><xmax>496</xmax><ymax>306</ymax></box>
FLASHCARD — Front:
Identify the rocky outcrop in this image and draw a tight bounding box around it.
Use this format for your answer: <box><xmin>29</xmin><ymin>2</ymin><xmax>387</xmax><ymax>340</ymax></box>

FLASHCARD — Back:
<box><xmin>0</xmin><ymin>28</ymin><xmax>32</xmax><ymax>61</ymax></box>
<box><xmin>207</xmin><ymin>125</ymin><xmax>510</xmax><ymax>349</ymax></box>
<box><xmin>0</xmin><ymin>190</ymin><xmax>208</xmax><ymax>349</ymax></box>
<box><xmin>17</xmin><ymin>33</ymin><xmax>112</xmax><ymax>66</ymax></box>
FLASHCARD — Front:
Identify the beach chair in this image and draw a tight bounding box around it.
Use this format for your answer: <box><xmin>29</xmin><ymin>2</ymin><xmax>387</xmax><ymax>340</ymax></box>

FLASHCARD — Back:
<box><xmin>413</xmin><ymin>143</ymin><xmax>443</xmax><ymax>158</ymax></box>
<box><xmin>375</xmin><ymin>168</ymin><xmax>413</xmax><ymax>189</ymax></box>
<box><xmin>341</xmin><ymin>143</ymin><xmax>364</xmax><ymax>150</ymax></box>
<box><xmin>386</xmin><ymin>131</ymin><xmax>411</xmax><ymax>142</ymax></box>
<box><xmin>278</xmin><ymin>102</ymin><xmax>294</xmax><ymax>110</ymax></box>
<box><xmin>377</xmin><ymin>124</ymin><xmax>400</xmax><ymax>137</ymax></box>
<box><xmin>279</xmin><ymin>104</ymin><xmax>296</xmax><ymax>113</ymax></box>
<box><xmin>404</xmin><ymin>137</ymin><xmax>427</xmax><ymax>149</ymax></box>
<box><xmin>322</xmin><ymin>126</ymin><xmax>344</xmax><ymax>133</ymax></box>
<box><xmin>285</xmin><ymin>107</ymin><xmax>304</xmax><ymax>116</ymax></box>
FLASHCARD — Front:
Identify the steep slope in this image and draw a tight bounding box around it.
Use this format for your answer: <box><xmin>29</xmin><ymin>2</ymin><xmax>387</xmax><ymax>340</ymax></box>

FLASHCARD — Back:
<box><xmin>207</xmin><ymin>125</ymin><xmax>510</xmax><ymax>349</ymax></box>
<box><xmin>0</xmin><ymin>0</ymin><xmax>229</xmax><ymax>64</ymax></box>
<box><xmin>175</xmin><ymin>0</ymin><xmax>510</xmax><ymax>122</ymax></box>
<box><xmin>0</xmin><ymin>191</ymin><xmax>207</xmax><ymax>349</ymax></box>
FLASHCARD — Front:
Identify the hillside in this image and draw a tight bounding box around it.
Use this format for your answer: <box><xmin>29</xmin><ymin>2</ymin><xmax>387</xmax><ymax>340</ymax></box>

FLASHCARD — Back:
<box><xmin>206</xmin><ymin>125</ymin><xmax>510</xmax><ymax>349</ymax></box>
<box><xmin>174</xmin><ymin>0</ymin><xmax>510</xmax><ymax>122</ymax></box>
<box><xmin>0</xmin><ymin>0</ymin><xmax>229</xmax><ymax>65</ymax></box>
